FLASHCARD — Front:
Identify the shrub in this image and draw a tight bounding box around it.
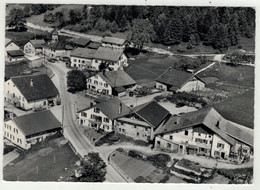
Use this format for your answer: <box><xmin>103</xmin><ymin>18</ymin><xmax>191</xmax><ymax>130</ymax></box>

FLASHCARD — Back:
<box><xmin>159</xmin><ymin>175</ymin><xmax>170</xmax><ymax>183</ymax></box>
<box><xmin>147</xmin><ymin>154</ymin><xmax>171</xmax><ymax>168</ymax></box>
<box><xmin>128</xmin><ymin>150</ymin><xmax>143</xmax><ymax>159</ymax></box>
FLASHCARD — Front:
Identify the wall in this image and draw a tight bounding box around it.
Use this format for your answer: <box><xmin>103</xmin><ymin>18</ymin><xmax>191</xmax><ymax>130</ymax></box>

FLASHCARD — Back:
<box><xmin>156</xmin><ymin>82</ymin><xmax>168</xmax><ymax>91</ymax></box>
<box><xmin>178</xmin><ymin>79</ymin><xmax>205</xmax><ymax>92</ymax></box>
<box><xmin>101</xmin><ymin>43</ymin><xmax>126</xmax><ymax>50</ymax></box>
<box><xmin>154</xmin><ymin>136</ymin><xmax>179</xmax><ymax>153</ymax></box>
<box><xmin>86</xmin><ymin>75</ymin><xmax>112</xmax><ymax>95</ymax></box>
<box><xmin>70</xmin><ymin>56</ymin><xmax>97</xmax><ymax>70</ymax></box>
<box><xmin>211</xmin><ymin>134</ymin><xmax>231</xmax><ymax>159</ymax></box>
<box><xmin>28</xmin><ymin>58</ymin><xmax>42</xmax><ymax>68</ymax></box>
<box><xmin>78</xmin><ymin>107</ymin><xmax>114</xmax><ymax>132</ymax></box>
<box><xmin>6</xmin><ymin>56</ymin><xmax>24</xmax><ymax>63</ymax></box>
<box><xmin>4</xmin><ymin>120</ymin><xmax>29</xmax><ymax>149</ymax></box>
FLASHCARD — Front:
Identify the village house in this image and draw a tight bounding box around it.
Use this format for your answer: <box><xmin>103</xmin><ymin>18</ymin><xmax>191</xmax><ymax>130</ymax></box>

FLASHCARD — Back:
<box><xmin>154</xmin><ymin>107</ymin><xmax>253</xmax><ymax>162</ymax></box>
<box><xmin>72</xmin><ymin>37</ymin><xmax>92</xmax><ymax>48</ymax></box>
<box><xmin>4</xmin><ymin>110</ymin><xmax>61</xmax><ymax>149</ymax></box>
<box><xmin>43</xmin><ymin>29</ymin><xmax>73</xmax><ymax>59</ymax></box>
<box><xmin>4</xmin><ymin>74</ymin><xmax>60</xmax><ymax>110</ymax></box>
<box><xmin>24</xmin><ymin>39</ymin><xmax>46</xmax><ymax>56</ymax></box>
<box><xmin>115</xmin><ymin>101</ymin><xmax>171</xmax><ymax>142</ymax></box>
<box><xmin>26</xmin><ymin>55</ymin><xmax>43</xmax><ymax>68</ymax></box>
<box><xmin>77</xmin><ymin>97</ymin><xmax>131</xmax><ymax>132</ymax></box>
<box><xmin>86</xmin><ymin>70</ymin><xmax>136</xmax><ymax>97</ymax></box>
<box><xmin>155</xmin><ymin>67</ymin><xmax>206</xmax><ymax>93</ymax></box>
<box><xmin>70</xmin><ymin>46</ymin><xmax>128</xmax><ymax>71</ymax></box>
<box><xmin>101</xmin><ymin>36</ymin><xmax>128</xmax><ymax>49</ymax></box>
<box><xmin>5</xmin><ymin>38</ymin><xmax>21</xmax><ymax>55</ymax></box>
<box><xmin>6</xmin><ymin>50</ymin><xmax>25</xmax><ymax>63</ymax></box>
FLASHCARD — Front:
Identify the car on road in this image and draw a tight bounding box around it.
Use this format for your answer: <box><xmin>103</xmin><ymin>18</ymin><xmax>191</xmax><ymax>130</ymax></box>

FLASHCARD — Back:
<box><xmin>48</xmin><ymin>58</ymin><xmax>58</xmax><ymax>63</ymax></box>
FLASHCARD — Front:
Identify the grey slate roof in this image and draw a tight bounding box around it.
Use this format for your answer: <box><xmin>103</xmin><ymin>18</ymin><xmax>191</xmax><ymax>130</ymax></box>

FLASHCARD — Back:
<box><xmin>74</xmin><ymin>37</ymin><xmax>91</xmax><ymax>47</ymax></box>
<box><xmin>11</xmin><ymin>74</ymin><xmax>59</xmax><ymax>102</ymax></box>
<box><xmin>94</xmin><ymin>47</ymin><xmax>124</xmax><ymax>62</ymax></box>
<box><xmin>133</xmin><ymin>101</ymin><xmax>170</xmax><ymax>128</ymax></box>
<box><xmin>29</xmin><ymin>40</ymin><xmax>46</xmax><ymax>48</ymax></box>
<box><xmin>78</xmin><ymin>97</ymin><xmax>131</xmax><ymax>120</ymax></box>
<box><xmin>7</xmin><ymin>50</ymin><xmax>24</xmax><ymax>57</ymax></box>
<box><xmin>102</xmin><ymin>36</ymin><xmax>126</xmax><ymax>46</ymax></box>
<box><xmin>98</xmin><ymin>70</ymin><xmax>136</xmax><ymax>88</ymax></box>
<box><xmin>13</xmin><ymin>110</ymin><xmax>61</xmax><ymax>137</ymax></box>
<box><xmin>70</xmin><ymin>48</ymin><xmax>97</xmax><ymax>59</ymax></box>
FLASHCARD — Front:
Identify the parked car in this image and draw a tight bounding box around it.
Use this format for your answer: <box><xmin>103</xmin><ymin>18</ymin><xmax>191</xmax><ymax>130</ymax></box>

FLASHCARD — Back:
<box><xmin>48</xmin><ymin>58</ymin><xmax>58</xmax><ymax>63</ymax></box>
<box><xmin>60</xmin><ymin>56</ymin><xmax>70</xmax><ymax>62</ymax></box>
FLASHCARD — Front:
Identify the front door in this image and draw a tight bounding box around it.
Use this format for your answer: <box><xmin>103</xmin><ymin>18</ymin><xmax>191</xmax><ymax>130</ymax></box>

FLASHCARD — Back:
<box><xmin>80</xmin><ymin>119</ymin><xmax>83</xmax><ymax>125</ymax></box>
<box><xmin>221</xmin><ymin>152</ymin><xmax>225</xmax><ymax>159</ymax></box>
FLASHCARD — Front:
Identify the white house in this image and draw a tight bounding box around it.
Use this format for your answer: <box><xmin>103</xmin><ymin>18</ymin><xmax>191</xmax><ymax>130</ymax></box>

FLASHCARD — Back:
<box><xmin>154</xmin><ymin>107</ymin><xmax>253</xmax><ymax>161</ymax></box>
<box><xmin>155</xmin><ymin>67</ymin><xmax>206</xmax><ymax>92</ymax></box>
<box><xmin>70</xmin><ymin>47</ymin><xmax>128</xmax><ymax>71</ymax></box>
<box><xmin>101</xmin><ymin>36</ymin><xmax>128</xmax><ymax>50</ymax></box>
<box><xmin>4</xmin><ymin>110</ymin><xmax>61</xmax><ymax>149</ymax></box>
<box><xmin>86</xmin><ymin>70</ymin><xmax>136</xmax><ymax>97</ymax></box>
<box><xmin>5</xmin><ymin>38</ymin><xmax>21</xmax><ymax>55</ymax></box>
<box><xmin>77</xmin><ymin>97</ymin><xmax>131</xmax><ymax>132</ymax></box>
<box><xmin>24</xmin><ymin>39</ymin><xmax>46</xmax><ymax>56</ymax></box>
<box><xmin>4</xmin><ymin>74</ymin><xmax>59</xmax><ymax>110</ymax></box>
<box><xmin>115</xmin><ymin>101</ymin><xmax>171</xmax><ymax>142</ymax></box>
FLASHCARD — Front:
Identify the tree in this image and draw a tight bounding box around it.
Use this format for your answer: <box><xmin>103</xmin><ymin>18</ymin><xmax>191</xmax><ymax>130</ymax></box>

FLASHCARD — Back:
<box><xmin>6</xmin><ymin>8</ymin><xmax>26</xmax><ymax>31</ymax></box>
<box><xmin>67</xmin><ymin>70</ymin><xmax>86</xmax><ymax>92</ymax></box>
<box><xmin>130</xmin><ymin>19</ymin><xmax>155</xmax><ymax>49</ymax></box>
<box><xmin>162</xmin><ymin>17</ymin><xmax>184</xmax><ymax>45</ymax></box>
<box><xmin>75</xmin><ymin>152</ymin><xmax>107</xmax><ymax>182</ymax></box>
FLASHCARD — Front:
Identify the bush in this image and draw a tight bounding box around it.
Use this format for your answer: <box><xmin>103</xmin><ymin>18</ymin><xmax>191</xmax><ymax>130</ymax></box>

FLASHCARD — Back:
<box><xmin>147</xmin><ymin>154</ymin><xmax>171</xmax><ymax>168</ymax></box>
<box><xmin>159</xmin><ymin>175</ymin><xmax>170</xmax><ymax>183</ymax></box>
<box><xmin>128</xmin><ymin>150</ymin><xmax>143</xmax><ymax>159</ymax></box>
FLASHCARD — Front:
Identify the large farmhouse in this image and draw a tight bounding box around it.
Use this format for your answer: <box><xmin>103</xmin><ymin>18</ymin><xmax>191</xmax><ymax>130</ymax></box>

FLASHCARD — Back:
<box><xmin>70</xmin><ymin>46</ymin><xmax>128</xmax><ymax>71</ymax></box>
<box><xmin>115</xmin><ymin>101</ymin><xmax>171</xmax><ymax>142</ymax></box>
<box><xmin>77</xmin><ymin>97</ymin><xmax>131</xmax><ymax>132</ymax></box>
<box><xmin>24</xmin><ymin>39</ymin><xmax>46</xmax><ymax>56</ymax></box>
<box><xmin>155</xmin><ymin>68</ymin><xmax>206</xmax><ymax>92</ymax></box>
<box><xmin>154</xmin><ymin>107</ymin><xmax>253</xmax><ymax>162</ymax></box>
<box><xmin>4</xmin><ymin>110</ymin><xmax>61</xmax><ymax>149</ymax></box>
<box><xmin>86</xmin><ymin>70</ymin><xmax>136</xmax><ymax>97</ymax></box>
<box><xmin>4</xmin><ymin>74</ymin><xmax>59</xmax><ymax>110</ymax></box>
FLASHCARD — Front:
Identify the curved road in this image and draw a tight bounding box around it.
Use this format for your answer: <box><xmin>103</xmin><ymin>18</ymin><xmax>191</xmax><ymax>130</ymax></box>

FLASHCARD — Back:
<box><xmin>48</xmin><ymin>62</ymin><xmax>126</xmax><ymax>182</ymax></box>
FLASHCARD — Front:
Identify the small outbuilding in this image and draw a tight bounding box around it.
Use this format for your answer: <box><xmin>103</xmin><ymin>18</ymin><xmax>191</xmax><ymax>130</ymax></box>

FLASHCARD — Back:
<box><xmin>26</xmin><ymin>55</ymin><xmax>43</xmax><ymax>68</ymax></box>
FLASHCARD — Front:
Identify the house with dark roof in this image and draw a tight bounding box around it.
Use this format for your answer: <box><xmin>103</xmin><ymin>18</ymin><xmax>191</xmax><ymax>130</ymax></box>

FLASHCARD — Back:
<box><xmin>77</xmin><ymin>97</ymin><xmax>131</xmax><ymax>132</ymax></box>
<box><xmin>43</xmin><ymin>31</ymin><xmax>73</xmax><ymax>59</ymax></box>
<box><xmin>70</xmin><ymin>46</ymin><xmax>128</xmax><ymax>71</ymax></box>
<box><xmin>115</xmin><ymin>101</ymin><xmax>171</xmax><ymax>142</ymax></box>
<box><xmin>5</xmin><ymin>38</ymin><xmax>21</xmax><ymax>55</ymax></box>
<box><xmin>4</xmin><ymin>110</ymin><xmax>61</xmax><ymax>149</ymax></box>
<box><xmin>86</xmin><ymin>70</ymin><xmax>136</xmax><ymax>97</ymax></box>
<box><xmin>101</xmin><ymin>36</ymin><xmax>128</xmax><ymax>49</ymax></box>
<box><xmin>155</xmin><ymin>68</ymin><xmax>206</xmax><ymax>93</ymax></box>
<box><xmin>73</xmin><ymin>37</ymin><xmax>92</xmax><ymax>48</ymax></box>
<box><xmin>24</xmin><ymin>39</ymin><xmax>46</xmax><ymax>56</ymax></box>
<box><xmin>6</xmin><ymin>50</ymin><xmax>25</xmax><ymax>63</ymax></box>
<box><xmin>4</xmin><ymin>74</ymin><xmax>59</xmax><ymax>110</ymax></box>
<box><xmin>154</xmin><ymin>107</ymin><xmax>253</xmax><ymax>162</ymax></box>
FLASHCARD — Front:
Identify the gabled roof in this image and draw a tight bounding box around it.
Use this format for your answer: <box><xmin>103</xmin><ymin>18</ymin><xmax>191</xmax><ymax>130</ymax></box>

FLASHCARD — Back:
<box><xmin>28</xmin><ymin>39</ymin><xmax>46</xmax><ymax>48</ymax></box>
<box><xmin>155</xmin><ymin>107</ymin><xmax>250</xmax><ymax>146</ymax></box>
<box><xmin>102</xmin><ymin>36</ymin><xmax>126</xmax><ymax>46</ymax></box>
<box><xmin>156</xmin><ymin>68</ymin><xmax>201</xmax><ymax>90</ymax></box>
<box><xmin>98</xmin><ymin>70</ymin><xmax>136</xmax><ymax>88</ymax></box>
<box><xmin>5</xmin><ymin>38</ymin><xmax>20</xmax><ymax>48</ymax></box>
<box><xmin>133</xmin><ymin>101</ymin><xmax>170</xmax><ymax>128</ymax></box>
<box><xmin>78</xmin><ymin>97</ymin><xmax>131</xmax><ymax>120</ymax></box>
<box><xmin>70</xmin><ymin>47</ymin><xmax>97</xmax><ymax>59</ymax></box>
<box><xmin>94</xmin><ymin>47</ymin><xmax>124</xmax><ymax>62</ymax></box>
<box><xmin>74</xmin><ymin>37</ymin><xmax>91</xmax><ymax>47</ymax></box>
<box><xmin>11</xmin><ymin>74</ymin><xmax>59</xmax><ymax>102</ymax></box>
<box><xmin>7</xmin><ymin>50</ymin><xmax>24</xmax><ymax>57</ymax></box>
<box><xmin>13</xmin><ymin>110</ymin><xmax>61</xmax><ymax>137</ymax></box>
<box><xmin>87</xmin><ymin>42</ymin><xmax>101</xmax><ymax>50</ymax></box>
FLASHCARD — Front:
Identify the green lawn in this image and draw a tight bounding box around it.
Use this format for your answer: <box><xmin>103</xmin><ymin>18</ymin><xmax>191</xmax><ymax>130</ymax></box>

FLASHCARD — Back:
<box><xmin>125</xmin><ymin>52</ymin><xmax>179</xmax><ymax>85</ymax></box>
<box><xmin>3</xmin><ymin>136</ymin><xmax>79</xmax><ymax>181</ymax></box>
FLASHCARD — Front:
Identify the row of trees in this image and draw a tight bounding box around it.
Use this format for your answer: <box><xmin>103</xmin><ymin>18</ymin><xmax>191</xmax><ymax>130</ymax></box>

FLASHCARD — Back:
<box><xmin>6</xmin><ymin>5</ymin><xmax>255</xmax><ymax>51</ymax></box>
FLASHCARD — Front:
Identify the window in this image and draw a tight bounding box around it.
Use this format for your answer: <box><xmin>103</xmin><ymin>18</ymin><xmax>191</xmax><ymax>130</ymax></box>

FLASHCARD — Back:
<box><xmin>7</xmin><ymin>132</ymin><xmax>9</xmax><ymax>137</ymax></box>
<box><xmin>95</xmin><ymin>60</ymin><xmax>98</xmax><ymax>63</ymax></box>
<box><xmin>10</xmin><ymin>134</ymin><xmax>12</xmax><ymax>139</ymax></box>
<box><xmin>9</xmin><ymin>126</ymin><xmax>11</xmax><ymax>130</ymax></box>
<box><xmin>78</xmin><ymin>60</ymin><xmax>81</xmax><ymax>63</ymax></box>
<box><xmin>210</xmin><ymin>141</ymin><xmax>212</xmax><ymax>144</ymax></box>
<box><xmin>119</xmin><ymin>128</ymin><xmax>121</xmax><ymax>132</ymax></box>
<box><xmin>198</xmin><ymin>133</ymin><xmax>201</xmax><ymax>136</ymax></box>
<box><xmin>13</xmin><ymin>128</ymin><xmax>15</xmax><ymax>133</ymax></box>
<box><xmin>104</xmin><ymin>84</ymin><xmax>108</xmax><ymax>88</ymax></box>
<box><xmin>43</xmin><ymin>101</ymin><xmax>46</xmax><ymax>106</ymax></box>
<box><xmin>137</xmin><ymin>132</ymin><xmax>139</xmax><ymax>136</ymax></box>
<box><xmin>104</xmin><ymin>117</ymin><xmax>109</xmax><ymax>123</ymax></box>
<box><xmin>170</xmin><ymin>135</ymin><xmax>173</xmax><ymax>140</ymax></box>
<box><xmin>74</xmin><ymin>59</ymin><xmax>77</xmax><ymax>62</ymax></box>
<box><xmin>243</xmin><ymin>149</ymin><xmax>249</xmax><ymax>153</ymax></box>
<box><xmin>184</xmin><ymin>130</ymin><xmax>188</xmax><ymax>136</ymax></box>
<box><xmin>82</xmin><ymin>60</ymin><xmax>85</xmax><ymax>63</ymax></box>
<box><xmin>200</xmin><ymin>148</ymin><xmax>205</xmax><ymax>152</ymax></box>
<box><xmin>208</xmin><ymin>135</ymin><xmax>211</xmax><ymax>138</ymax></box>
<box><xmin>94</xmin><ymin>80</ymin><xmax>98</xmax><ymax>85</ymax></box>
<box><xmin>217</xmin><ymin>143</ymin><xmax>225</xmax><ymax>149</ymax></box>
<box><xmin>81</xmin><ymin>112</ymin><xmax>87</xmax><ymax>117</ymax></box>
<box><xmin>16</xmin><ymin>129</ymin><xmax>18</xmax><ymax>134</ymax></box>
<box><xmin>145</xmin><ymin>128</ymin><xmax>148</xmax><ymax>131</ymax></box>
<box><xmin>157</xmin><ymin>141</ymin><xmax>161</xmax><ymax>145</ymax></box>
<box><xmin>214</xmin><ymin>151</ymin><xmax>220</xmax><ymax>156</ymax></box>
<box><xmin>13</xmin><ymin>93</ymin><xmax>15</xmax><ymax>98</ymax></box>
<box><xmin>167</xmin><ymin>143</ymin><xmax>171</xmax><ymax>148</ymax></box>
<box><xmin>134</xmin><ymin>125</ymin><xmax>137</xmax><ymax>129</ymax></box>
<box><xmin>91</xmin><ymin>114</ymin><xmax>96</xmax><ymax>119</ymax></box>
<box><xmin>122</xmin><ymin>129</ymin><xmax>125</xmax><ymax>133</ymax></box>
<box><xmin>94</xmin><ymin>108</ymin><xmax>100</xmax><ymax>113</ymax></box>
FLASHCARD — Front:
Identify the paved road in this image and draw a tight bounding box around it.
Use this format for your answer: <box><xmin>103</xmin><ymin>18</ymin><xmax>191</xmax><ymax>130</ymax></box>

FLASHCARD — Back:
<box><xmin>48</xmin><ymin>62</ymin><xmax>126</xmax><ymax>182</ymax></box>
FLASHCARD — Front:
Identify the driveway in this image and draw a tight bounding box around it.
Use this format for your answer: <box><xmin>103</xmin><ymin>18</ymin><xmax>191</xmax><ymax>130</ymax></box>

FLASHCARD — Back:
<box><xmin>48</xmin><ymin>62</ymin><xmax>126</xmax><ymax>182</ymax></box>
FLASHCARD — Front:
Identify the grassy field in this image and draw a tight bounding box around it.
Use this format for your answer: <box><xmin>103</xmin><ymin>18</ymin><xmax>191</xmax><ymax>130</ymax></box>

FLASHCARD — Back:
<box><xmin>125</xmin><ymin>52</ymin><xmax>179</xmax><ymax>86</ymax></box>
<box><xmin>214</xmin><ymin>89</ymin><xmax>254</xmax><ymax>129</ymax></box>
<box><xmin>111</xmin><ymin>151</ymin><xmax>166</xmax><ymax>182</ymax></box>
<box><xmin>3</xmin><ymin>136</ymin><xmax>79</xmax><ymax>181</ymax></box>
<box><xmin>26</xmin><ymin>5</ymin><xmax>83</xmax><ymax>27</ymax></box>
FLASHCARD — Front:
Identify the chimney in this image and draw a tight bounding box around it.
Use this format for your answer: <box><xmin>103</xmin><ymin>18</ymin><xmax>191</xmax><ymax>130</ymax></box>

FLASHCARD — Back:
<box><xmin>119</xmin><ymin>103</ymin><xmax>122</xmax><ymax>115</ymax></box>
<box><xmin>30</xmin><ymin>79</ymin><xmax>33</xmax><ymax>87</ymax></box>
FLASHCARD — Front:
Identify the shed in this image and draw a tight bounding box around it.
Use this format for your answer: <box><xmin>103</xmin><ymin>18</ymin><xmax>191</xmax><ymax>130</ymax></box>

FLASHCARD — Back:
<box><xmin>26</xmin><ymin>55</ymin><xmax>43</xmax><ymax>68</ymax></box>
